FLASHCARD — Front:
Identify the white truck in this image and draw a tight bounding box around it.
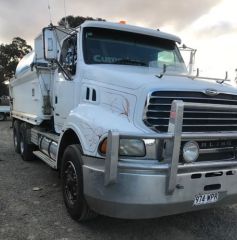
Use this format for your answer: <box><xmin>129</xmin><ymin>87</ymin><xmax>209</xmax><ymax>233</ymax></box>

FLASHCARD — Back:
<box><xmin>10</xmin><ymin>21</ymin><xmax>237</xmax><ymax>221</ymax></box>
<box><xmin>0</xmin><ymin>97</ymin><xmax>10</xmax><ymax>121</ymax></box>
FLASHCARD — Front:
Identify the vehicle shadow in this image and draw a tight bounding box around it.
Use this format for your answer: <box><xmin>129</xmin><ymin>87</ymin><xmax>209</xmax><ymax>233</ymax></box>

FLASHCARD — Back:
<box><xmin>79</xmin><ymin>206</ymin><xmax>237</xmax><ymax>240</ymax></box>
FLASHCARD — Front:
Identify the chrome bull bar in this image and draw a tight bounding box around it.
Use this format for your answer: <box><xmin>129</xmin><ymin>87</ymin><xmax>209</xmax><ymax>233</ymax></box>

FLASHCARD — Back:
<box><xmin>104</xmin><ymin>100</ymin><xmax>237</xmax><ymax>194</ymax></box>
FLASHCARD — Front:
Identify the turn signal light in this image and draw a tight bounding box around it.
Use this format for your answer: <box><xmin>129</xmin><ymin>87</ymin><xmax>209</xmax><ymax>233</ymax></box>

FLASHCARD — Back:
<box><xmin>99</xmin><ymin>138</ymin><xmax>107</xmax><ymax>154</ymax></box>
<box><xmin>119</xmin><ymin>20</ymin><xmax>126</xmax><ymax>24</ymax></box>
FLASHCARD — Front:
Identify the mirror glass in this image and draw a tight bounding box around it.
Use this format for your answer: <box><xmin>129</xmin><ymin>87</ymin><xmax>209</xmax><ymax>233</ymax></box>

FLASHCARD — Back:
<box><xmin>43</xmin><ymin>28</ymin><xmax>58</xmax><ymax>60</ymax></box>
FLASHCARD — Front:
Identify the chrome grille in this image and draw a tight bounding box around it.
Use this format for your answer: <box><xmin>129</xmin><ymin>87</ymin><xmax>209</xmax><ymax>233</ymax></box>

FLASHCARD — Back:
<box><xmin>144</xmin><ymin>91</ymin><xmax>237</xmax><ymax>132</ymax></box>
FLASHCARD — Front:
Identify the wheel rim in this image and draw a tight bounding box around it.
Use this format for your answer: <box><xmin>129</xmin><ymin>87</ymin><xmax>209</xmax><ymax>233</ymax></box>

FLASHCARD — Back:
<box><xmin>0</xmin><ymin>114</ymin><xmax>4</xmax><ymax>121</ymax></box>
<box><xmin>20</xmin><ymin>137</ymin><xmax>24</xmax><ymax>155</ymax></box>
<box><xmin>14</xmin><ymin>132</ymin><xmax>18</xmax><ymax>147</ymax></box>
<box><xmin>64</xmin><ymin>161</ymin><xmax>78</xmax><ymax>206</ymax></box>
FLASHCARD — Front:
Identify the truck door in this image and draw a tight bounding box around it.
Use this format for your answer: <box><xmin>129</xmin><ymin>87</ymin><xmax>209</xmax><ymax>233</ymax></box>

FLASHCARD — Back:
<box><xmin>54</xmin><ymin>34</ymin><xmax>77</xmax><ymax>133</ymax></box>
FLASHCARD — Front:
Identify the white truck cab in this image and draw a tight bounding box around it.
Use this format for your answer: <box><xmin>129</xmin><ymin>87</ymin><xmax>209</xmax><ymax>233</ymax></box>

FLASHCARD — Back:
<box><xmin>10</xmin><ymin>21</ymin><xmax>237</xmax><ymax>221</ymax></box>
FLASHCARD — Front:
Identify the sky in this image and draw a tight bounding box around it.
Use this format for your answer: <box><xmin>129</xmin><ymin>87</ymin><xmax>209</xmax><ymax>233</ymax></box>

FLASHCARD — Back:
<box><xmin>0</xmin><ymin>0</ymin><xmax>236</xmax><ymax>80</ymax></box>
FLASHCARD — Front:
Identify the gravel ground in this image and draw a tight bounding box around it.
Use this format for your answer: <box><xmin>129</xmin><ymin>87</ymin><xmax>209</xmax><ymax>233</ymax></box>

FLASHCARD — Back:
<box><xmin>1</xmin><ymin>120</ymin><xmax>237</xmax><ymax>240</ymax></box>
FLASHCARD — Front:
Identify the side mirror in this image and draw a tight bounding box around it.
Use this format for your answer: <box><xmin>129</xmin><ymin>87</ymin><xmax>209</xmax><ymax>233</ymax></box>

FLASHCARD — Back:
<box><xmin>43</xmin><ymin>27</ymin><xmax>58</xmax><ymax>61</ymax></box>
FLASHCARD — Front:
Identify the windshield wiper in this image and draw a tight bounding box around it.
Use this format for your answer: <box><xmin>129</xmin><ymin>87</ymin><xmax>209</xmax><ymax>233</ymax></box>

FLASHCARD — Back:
<box><xmin>156</xmin><ymin>64</ymin><xmax>167</xmax><ymax>79</ymax></box>
<box><xmin>113</xmin><ymin>59</ymin><xmax>147</xmax><ymax>66</ymax></box>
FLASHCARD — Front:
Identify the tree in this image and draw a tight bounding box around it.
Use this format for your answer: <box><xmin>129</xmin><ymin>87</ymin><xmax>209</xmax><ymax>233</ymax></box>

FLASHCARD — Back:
<box><xmin>0</xmin><ymin>37</ymin><xmax>32</xmax><ymax>96</ymax></box>
<box><xmin>58</xmin><ymin>15</ymin><xmax>105</xmax><ymax>28</ymax></box>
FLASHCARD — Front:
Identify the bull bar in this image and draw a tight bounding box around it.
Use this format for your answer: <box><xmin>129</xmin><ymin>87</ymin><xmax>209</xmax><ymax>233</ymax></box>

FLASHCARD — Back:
<box><xmin>104</xmin><ymin>100</ymin><xmax>237</xmax><ymax>194</ymax></box>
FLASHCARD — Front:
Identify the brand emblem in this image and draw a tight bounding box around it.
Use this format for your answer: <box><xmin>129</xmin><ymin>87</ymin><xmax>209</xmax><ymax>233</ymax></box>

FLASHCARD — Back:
<box><xmin>205</xmin><ymin>89</ymin><xmax>219</xmax><ymax>96</ymax></box>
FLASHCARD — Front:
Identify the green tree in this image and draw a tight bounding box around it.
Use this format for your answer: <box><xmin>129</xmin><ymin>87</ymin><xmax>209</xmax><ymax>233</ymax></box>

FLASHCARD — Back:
<box><xmin>58</xmin><ymin>15</ymin><xmax>105</xmax><ymax>28</ymax></box>
<box><xmin>0</xmin><ymin>37</ymin><xmax>32</xmax><ymax>95</ymax></box>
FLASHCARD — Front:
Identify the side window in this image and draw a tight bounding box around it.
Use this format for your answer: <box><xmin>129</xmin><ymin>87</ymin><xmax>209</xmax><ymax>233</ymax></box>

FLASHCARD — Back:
<box><xmin>60</xmin><ymin>35</ymin><xmax>77</xmax><ymax>75</ymax></box>
<box><xmin>157</xmin><ymin>51</ymin><xmax>175</xmax><ymax>65</ymax></box>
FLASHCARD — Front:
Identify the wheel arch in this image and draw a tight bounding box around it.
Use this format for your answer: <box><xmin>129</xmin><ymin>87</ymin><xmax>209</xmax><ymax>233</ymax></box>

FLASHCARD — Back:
<box><xmin>57</xmin><ymin>128</ymin><xmax>83</xmax><ymax>170</ymax></box>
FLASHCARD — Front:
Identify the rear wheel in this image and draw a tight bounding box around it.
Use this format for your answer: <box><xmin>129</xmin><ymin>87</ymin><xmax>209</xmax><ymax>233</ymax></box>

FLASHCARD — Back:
<box><xmin>13</xmin><ymin>120</ymin><xmax>21</xmax><ymax>153</ymax></box>
<box><xmin>20</xmin><ymin>123</ymin><xmax>34</xmax><ymax>161</ymax></box>
<box><xmin>61</xmin><ymin>144</ymin><xmax>97</xmax><ymax>221</ymax></box>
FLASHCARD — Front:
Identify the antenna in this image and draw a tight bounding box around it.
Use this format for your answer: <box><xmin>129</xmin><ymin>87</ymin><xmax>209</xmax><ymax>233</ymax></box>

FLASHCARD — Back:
<box><xmin>47</xmin><ymin>0</ymin><xmax>53</xmax><ymax>25</ymax></box>
<box><xmin>64</xmin><ymin>0</ymin><xmax>69</xmax><ymax>28</ymax></box>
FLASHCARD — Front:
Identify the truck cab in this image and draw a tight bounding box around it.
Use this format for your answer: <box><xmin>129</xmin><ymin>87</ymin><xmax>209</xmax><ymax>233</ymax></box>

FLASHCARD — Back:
<box><xmin>10</xmin><ymin>21</ymin><xmax>237</xmax><ymax>221</ymax></box>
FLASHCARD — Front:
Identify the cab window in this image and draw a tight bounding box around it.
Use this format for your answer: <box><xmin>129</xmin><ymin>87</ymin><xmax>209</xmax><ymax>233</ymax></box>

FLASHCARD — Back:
<box><xmin>60</xmin><ymin>34</ymin><xmax>77</xmax><ymax>75</ymax></box>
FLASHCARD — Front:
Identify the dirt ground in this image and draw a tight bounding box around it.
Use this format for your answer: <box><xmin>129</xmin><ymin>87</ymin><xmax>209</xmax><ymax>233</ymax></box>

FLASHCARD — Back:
<box><xmin>1</xmin><ymin>120</ymin><xmax>237</xmax><ymax>240</ymax></box>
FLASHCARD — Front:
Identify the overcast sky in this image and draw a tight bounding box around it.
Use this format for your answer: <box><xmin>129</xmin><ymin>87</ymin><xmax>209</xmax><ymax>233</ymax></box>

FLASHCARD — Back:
<box><xmin>0</xmin><ymin>0</ymin><xmax>236</xmax><ymax>79</ymax></box>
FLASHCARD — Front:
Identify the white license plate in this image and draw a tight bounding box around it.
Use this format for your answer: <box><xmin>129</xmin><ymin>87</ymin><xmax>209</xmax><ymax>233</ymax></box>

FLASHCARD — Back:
<box><xmin>193</xmin><ymin>192</ymin><xmax>219</xmax><ymax>206</ymax></box>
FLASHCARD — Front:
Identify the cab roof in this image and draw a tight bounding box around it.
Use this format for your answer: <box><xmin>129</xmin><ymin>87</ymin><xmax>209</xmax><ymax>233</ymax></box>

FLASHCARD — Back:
<box><xmin>81</xmin><ymin>21</ymin><xmax>181</xmax><ymax>44</ymax></box>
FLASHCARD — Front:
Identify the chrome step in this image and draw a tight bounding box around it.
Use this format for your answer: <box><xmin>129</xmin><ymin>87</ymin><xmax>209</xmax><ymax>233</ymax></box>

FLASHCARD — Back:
<box><xmin>33</xmin><ymin>151</ymin><xmax>57</xmax><ymax>169</ymax></box>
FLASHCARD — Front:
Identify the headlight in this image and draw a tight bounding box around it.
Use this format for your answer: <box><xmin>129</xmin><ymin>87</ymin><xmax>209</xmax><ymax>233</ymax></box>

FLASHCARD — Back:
<box><xmin>183</xmin><ymin>141</ymin><xmax>199</xmax><ymax>163</ymax></box>
<box><xmin>98</xmin><ymin>138</ymin><xmax>146</xmax><ymax>157</ymax></box>
<box><xmin>119</xmin><ymin>139</ymin><xmax>146</xmax><ymax>157</ymax></box>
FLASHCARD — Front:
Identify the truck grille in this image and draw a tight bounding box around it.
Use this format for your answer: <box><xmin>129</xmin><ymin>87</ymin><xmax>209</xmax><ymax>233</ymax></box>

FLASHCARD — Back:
<box><xmin>144</xmin><ymin>91</ymin><xmax>237</xmax><ymax>132</ymax></box>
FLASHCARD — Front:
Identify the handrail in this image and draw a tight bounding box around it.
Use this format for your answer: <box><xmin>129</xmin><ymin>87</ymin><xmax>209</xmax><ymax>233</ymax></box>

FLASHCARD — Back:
<box><xmin>157</xmin><ymin>72</ymin><xmax>231</xmax><ymax>83</ymax></box>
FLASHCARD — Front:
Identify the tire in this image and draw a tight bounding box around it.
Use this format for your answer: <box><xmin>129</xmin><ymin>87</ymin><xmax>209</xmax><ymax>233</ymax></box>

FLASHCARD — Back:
<box><xmin>0</xmin><ymin>113</ymin><xmax>5</xmax><ymax>121</ymax></box>
<box><xmin>61</xmin><ymin>144</ymin><xmax>97</xmax><ymax>222</ymax></box>
<box><xmin>13</xmin><ymin>120</ymin><xmax>21</xmax><ymax>153</ymax></box>
<box><xmin>19</xmin><ymin>123</ymin><xmax>35</xmax><ymax>161</ymax></box>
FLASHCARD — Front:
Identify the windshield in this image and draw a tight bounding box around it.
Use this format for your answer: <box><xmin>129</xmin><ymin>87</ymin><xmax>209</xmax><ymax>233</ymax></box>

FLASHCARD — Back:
<box><xmin>83</xmin><ymin>27</ymin><xmax>187</xmax><ymax>73</ymax></box>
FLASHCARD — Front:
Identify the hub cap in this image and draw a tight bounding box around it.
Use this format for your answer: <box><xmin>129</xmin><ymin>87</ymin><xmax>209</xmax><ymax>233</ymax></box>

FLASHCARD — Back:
<box><xmin>14</xmin><ymin>133</ymin><xmax>18</xmax><ymax>147</ymax></box>
<box><xmin>64</xmin><ymin>161</ymin><xmax>78</xmax><ymax>205</ymax></box>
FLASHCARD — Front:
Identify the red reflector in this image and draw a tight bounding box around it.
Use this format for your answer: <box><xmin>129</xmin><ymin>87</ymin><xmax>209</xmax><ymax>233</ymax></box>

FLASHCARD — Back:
<box><xmin>170</xmin><ymin>111</ymin><xmax>176</xmax><ymax>119</ymax></box>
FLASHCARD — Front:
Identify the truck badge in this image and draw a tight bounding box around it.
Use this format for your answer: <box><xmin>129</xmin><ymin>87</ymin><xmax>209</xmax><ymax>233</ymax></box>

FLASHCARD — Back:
<box><xmin>205</xmin><ymin>89</ymin><xmax>219</xmax><ymax>96</ymax></box>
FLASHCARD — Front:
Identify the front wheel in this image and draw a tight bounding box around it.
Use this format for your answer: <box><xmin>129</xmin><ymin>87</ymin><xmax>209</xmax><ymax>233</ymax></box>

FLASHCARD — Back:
<box><xmin>61</xmin><ymin>144</ymin><xmax>97</xmax><ymax>222</ymax></box>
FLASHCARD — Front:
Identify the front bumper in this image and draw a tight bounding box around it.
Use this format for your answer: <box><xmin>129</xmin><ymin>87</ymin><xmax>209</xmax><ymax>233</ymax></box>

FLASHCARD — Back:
<box><xmin>83</xmin><ymin>160</ymin><xmax>237</xmax><ymax>219</ymax></box>
<box><xmin>82</xmin><ymin>101</ymin><xmax>237</xmax><ymax>219</ymax></box>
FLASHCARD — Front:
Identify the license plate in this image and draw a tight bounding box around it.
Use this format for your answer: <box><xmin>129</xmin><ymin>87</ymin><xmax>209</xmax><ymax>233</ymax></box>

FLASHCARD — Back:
<box><xmin>193</xmin><ymin>192</ymin><xmax>219</xmax><ymax>206</ymax></box>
